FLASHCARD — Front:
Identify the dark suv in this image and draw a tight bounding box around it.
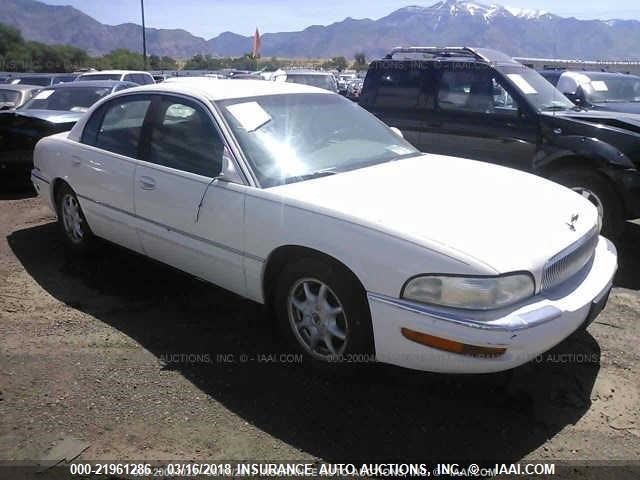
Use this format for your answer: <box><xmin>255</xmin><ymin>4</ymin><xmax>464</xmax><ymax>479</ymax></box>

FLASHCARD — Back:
<box><xmin>359</xmin><ymin>47</ymin><xmax>640</xmax><ymax>238</ymax></box>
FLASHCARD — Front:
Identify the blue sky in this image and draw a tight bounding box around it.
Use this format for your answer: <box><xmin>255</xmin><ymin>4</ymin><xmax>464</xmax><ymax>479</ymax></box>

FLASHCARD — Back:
<box><xmin>43</xmin><ymin>0</ymin><xmax>640</xmax><ymax>38</ymax></box>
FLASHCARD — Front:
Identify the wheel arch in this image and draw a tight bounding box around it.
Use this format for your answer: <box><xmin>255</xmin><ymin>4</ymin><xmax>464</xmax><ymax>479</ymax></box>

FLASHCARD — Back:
<box><xmin>261</xmin><ymin>244</ymin><xmax>367</xmax><ymax>310</ymax></box>
<box><xmin>51</xmin><ymin>177</ymin><xmax>72</xmax><ymax>212</ymax></box>
<box><xmin>538</xmin><ymin>154</ymin><xmax>609</xmax><ymax>177</ymax></box>
<box><xmin>538</xmin><ymin>155</ymin><xmax>625</xmax><ymax>208</ymax></box>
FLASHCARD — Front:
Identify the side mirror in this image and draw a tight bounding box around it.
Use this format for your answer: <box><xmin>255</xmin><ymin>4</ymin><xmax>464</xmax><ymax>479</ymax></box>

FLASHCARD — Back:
<box><xmin>390</xmin><ymin>127</ymin><xmax>404</xmax><ymax>139</ymax></box>
<box><xmin>564</xmin><ymin>93</ymin><xmax>581</xmax><ymax>104</ymax></box>
<box><xmin>215</xmin><ymin>148</ymin><xmax>245</xmax><ymax>184</ymax></box>
<box><xmin>0</xmin><ymin>102</ymin><xmax>16</xmax><ymax>111</ymax></box>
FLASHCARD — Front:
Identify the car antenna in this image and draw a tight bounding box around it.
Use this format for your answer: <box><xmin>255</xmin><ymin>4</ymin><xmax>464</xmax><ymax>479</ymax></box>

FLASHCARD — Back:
<box><xmin>195</xmin><ymin>176</ymin><xmax>217</xmax><ymax>223</ymax></box>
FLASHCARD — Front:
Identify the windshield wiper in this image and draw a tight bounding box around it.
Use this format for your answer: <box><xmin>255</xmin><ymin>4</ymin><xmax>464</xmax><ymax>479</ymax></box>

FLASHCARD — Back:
<box><xmin>283</xmin><ymin>169</ymin><xmax>337</xmax><ymax>184</ymax></box>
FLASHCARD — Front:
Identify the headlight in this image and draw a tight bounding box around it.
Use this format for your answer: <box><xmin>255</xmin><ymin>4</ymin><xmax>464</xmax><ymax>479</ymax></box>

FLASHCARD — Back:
<box><xmin>401</xmin><ymin>273</ymin><xmax>535</xmax><ymax>310</ymax></box>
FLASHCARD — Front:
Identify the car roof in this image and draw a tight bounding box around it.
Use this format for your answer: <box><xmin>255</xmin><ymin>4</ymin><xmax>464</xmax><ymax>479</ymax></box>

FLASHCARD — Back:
<box><xmin>10</xmin><ymin>73</ymin><xmax>76</xmax><ymax>78</ymax></box>
<box><xmin>283</xmin><ymin>70</ymin><xmax>332</xmax><ymax>76</ymax></box>
<box><xmin>560</xmin><ymin>70</ymin><xmax>640</xmax><ymax>80</ymax></box>
<box><xmin>378</xmin><ymin>46</ymin><xmax>520</xmax><ymax>66</ymax></box>
<box><xmin>68</xmin><ymin>79</ymin><xmax>332</xmax><ymax>143</ymax></box>
<box><xmin>44</xmin><ymin>80</ymin><xmax>134</xmax><ymax>88</ymax></box>
<box><xmin>121</xmin><ymin>78</ymin><xmax>332</xmax><ymax>101</ymax></box>
<box><xmin>0</xmin><ymin>83</ymin><xmax>42</xmax><ymax>91</ymax></box>
<box><xmin>80</xmin><ymin>70</ymin><xmax>150</xmax><ymax>75</ymax></box>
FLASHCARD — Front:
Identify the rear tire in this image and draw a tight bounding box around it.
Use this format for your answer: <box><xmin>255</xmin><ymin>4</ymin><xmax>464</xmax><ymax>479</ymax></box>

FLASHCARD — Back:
<box><xmin>274</xmin><ymin>257</ymin><xmax>375</xmax><ymax>375</ymax></box>
<box><xmin>549</xmin><ymin>168</ymin><xmax>625</xmax><ymax>239</ymax></box>
<box><xmin>55</xmin><ymin>183</ymin><xmax>96</xmax><ymax>254</ymax></box>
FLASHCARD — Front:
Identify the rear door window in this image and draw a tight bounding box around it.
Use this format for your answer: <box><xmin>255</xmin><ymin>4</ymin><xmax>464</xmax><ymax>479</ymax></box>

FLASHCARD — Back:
<box><xmin>83</xmin><ymin>95</ymin><xmax>152</xmax><ymax>159</ymax></box>
<box><xmin>361</xmin><ymin>62</ymin><xmax>434</xmax><ymax>110</ymax></box>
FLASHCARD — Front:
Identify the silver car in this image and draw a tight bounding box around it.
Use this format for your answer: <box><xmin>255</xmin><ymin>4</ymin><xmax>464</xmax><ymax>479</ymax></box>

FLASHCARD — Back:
<box><xmin>0</xmin><ymin>84</ymin><xmax>41</xmax><ymax>110</ymax></box>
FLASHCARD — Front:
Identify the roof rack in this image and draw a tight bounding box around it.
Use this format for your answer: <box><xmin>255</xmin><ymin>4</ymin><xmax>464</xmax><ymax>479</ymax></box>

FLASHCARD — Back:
<box><xmin>384</xmin><ymin>47</ymin><xmax>487</xmax><ymax>61</ymax></box>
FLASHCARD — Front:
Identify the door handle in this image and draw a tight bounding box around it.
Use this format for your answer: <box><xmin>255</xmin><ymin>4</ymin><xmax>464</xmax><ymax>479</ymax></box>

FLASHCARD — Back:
<box><xmin>71</xmin><ymin>155</ymin><xmax>82</xmax><ymax>166</ymax></box>
<box><xmin>139</xmin><ymin>176</ymin><xmax>156</xmax><ymax>190</ymax></box>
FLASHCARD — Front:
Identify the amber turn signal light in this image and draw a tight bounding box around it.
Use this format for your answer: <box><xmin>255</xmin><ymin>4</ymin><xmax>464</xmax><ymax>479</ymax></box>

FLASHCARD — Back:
<box><xmin>401</xmin><ymin>328</ymin><xmax>507</xmax><ymax>357</ymax></box>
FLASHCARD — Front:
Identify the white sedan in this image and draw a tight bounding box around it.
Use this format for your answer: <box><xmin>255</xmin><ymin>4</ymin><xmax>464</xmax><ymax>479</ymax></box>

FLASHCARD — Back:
<box><xmin>31</xmin><ymin>80</ymin><xmax>617</xmax><ymax>374</ymax></box>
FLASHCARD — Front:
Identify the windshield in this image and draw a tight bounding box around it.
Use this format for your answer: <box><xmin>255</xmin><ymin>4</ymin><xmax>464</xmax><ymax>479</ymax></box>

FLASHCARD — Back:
<box><xmin>78</xmin><ymin>74</ymin><xmax>121</xmax><ymax>81</ymax></box>
<box><xmin>286</xmin><ymin>74</ymin><xmax>337</xmax><ymax>92</ymax></box>
<box><xmin>582</xmin><ymin>75</ymin><xmax>640</xmax><ymax>103</ymax></box>
<box><xmin>499</xmin><ymin>65</ymin><xmax>575</xmax><ymax>111</ymax></box>
<box><xmin>0</xmin><ymin>89</ymin><xmax>20</xmax><ymax>104</ymax></box>
<box><xmin>218</xmin><ymin>93</ymin><xmax>419</xmax><ymax>187</ymax></box>
<box><xmin>22</xmin><ymin>87</ymin><xmax>112</xmax><ymax>112</ymax></box>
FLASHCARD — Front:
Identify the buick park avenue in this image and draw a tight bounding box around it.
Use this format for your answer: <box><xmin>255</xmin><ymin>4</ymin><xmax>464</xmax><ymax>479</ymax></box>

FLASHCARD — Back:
<box><xmin>31</xmin><ymin>80</ymin><xmax>617</xmax><ymax>374</ymax></box>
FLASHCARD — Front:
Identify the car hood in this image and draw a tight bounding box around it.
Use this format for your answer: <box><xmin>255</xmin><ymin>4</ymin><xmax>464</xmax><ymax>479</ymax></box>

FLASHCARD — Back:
<box><xmin>550</xmin><ymin>109</ymin><xmax>640</xmax><ymax>134</ymax></box>
<box><xmin>269</xmin><ymin>154</ymin><xmax>599</xmax><ymax>274</ymax></box>
<box><xmin>590</xmin><ymin>102</ymin><xmax>640</xmax><ymax>115</ymax></box>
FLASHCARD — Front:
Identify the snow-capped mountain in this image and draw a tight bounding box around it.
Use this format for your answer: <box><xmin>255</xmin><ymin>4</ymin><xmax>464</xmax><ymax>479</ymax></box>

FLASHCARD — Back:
<box><xmin>238</xmin><ymin>1</ymin><xmax>640</xmax><ymax>59</ymax></box>
<box><xmin>2</xmin><ymin>0</ymin><xmax>640</xmax><ymax>60</ymax></box>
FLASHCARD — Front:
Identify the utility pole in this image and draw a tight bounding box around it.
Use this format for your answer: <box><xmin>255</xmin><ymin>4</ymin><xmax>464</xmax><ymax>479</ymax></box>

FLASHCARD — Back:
<box><xmin>141</xmin><ymin>0</ymin><xmax>147</xmax><ymax>69</ymax></box>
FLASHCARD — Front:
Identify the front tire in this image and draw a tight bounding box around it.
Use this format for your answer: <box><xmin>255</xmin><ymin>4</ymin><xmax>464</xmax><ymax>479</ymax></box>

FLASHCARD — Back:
<box><xmin>274</xmin><ymin>257</ymin><xmax>374</xmax><ymax>374</ymax></box>
<box><xmin>549</xmin><ymin>169</ymin><xmax>625</xmax><ymax>239</ymax></box>
<box><xmin>55</xmin><ymin>183</ymin><xmax>96</xmax><ymax>254</ymax></box>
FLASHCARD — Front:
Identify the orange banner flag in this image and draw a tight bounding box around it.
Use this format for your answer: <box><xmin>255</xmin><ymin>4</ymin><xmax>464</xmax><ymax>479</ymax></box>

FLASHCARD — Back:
<box><xmin>252</xmin><ymin>27</ymin><xmax>262</xmax><ymax>58</ymax></box>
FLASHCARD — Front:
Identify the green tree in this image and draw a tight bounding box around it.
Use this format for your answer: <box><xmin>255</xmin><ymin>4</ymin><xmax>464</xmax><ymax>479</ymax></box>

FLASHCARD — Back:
<box><xmin>149</xmin><ymin>54</ymin><xmax>177</xmax><ymax>70</ymax></box>
<box><xmin>353</xmin><ymin>52</ymin><xmax>367</xmax><ymax>71</ymax></box>
<box><xmin>321</xmin><ymin>56</ymin><xmax>348</xmax><ymax>71</ymax></box>
<box><xmin>97</xmin><ymin>49</ymin><xmax>145</xmax><ymax>70</ymax></box>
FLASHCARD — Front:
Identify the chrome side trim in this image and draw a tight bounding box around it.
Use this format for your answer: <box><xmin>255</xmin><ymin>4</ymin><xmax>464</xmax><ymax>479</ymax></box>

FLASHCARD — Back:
<box><xmin>77</xmin><ymin>194</ymin><xmax>265</xmax><ymax>263</ymax></box>
<box><xmin>31</xmin><ymin>170</ymin><xmax>50</xmax><ymax>184</ymax></box>
<box><xmin>367</xmin><ymin>292</ymin><xmax>562</xmax><ymax>332</ymax></box>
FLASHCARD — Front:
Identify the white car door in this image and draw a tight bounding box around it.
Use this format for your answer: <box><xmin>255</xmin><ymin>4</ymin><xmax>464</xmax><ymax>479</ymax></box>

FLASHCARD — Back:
<box><xmin>133</xmin><ymin>94</ymin><xmax>247</xmax><ymax>297</ymax></box>
<box><xmin>72</xmin><ymin>94</ymin><xmax>153</xmax><ymax>253</ymax></box>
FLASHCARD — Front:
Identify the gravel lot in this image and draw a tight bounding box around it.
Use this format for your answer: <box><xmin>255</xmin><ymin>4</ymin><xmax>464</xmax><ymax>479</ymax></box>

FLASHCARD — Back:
<box><xmin>0</xmin><ymin>188</ymin><xmax>639</xmax><ymax>472</ymax></box>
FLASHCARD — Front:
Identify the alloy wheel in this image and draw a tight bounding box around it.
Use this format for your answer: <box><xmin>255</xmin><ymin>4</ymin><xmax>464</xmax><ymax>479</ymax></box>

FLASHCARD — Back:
<box><xmin>61</xmin><ymin>194</ymin><xmax>84</xmax><ymax>244</ymax></box>
<box><xmin>287</xmin><ymin>278</ymin><xmax>349</xmax><ymax>360</ymax></box>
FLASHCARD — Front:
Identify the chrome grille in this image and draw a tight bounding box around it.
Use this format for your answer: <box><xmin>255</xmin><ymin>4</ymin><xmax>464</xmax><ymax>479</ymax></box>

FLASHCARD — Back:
<box><xmin>541</xmin><ymin>228</ymin><xmax>599</xmax><ymax>291</ymax></box>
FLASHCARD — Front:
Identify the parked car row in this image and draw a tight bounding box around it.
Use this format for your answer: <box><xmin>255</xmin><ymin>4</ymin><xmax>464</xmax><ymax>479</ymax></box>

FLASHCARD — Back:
<box><xmin>0</xmin><ymin>70</ymin><xmax>155</xmax><ymax>87</ymax></box>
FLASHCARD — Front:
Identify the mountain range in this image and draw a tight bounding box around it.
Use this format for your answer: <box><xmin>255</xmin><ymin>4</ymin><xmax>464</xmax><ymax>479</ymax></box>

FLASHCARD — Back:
<box><xmin>2</xmin><ymin>0</ymin><xmax>640</xmax><ymax>60</ymax></box>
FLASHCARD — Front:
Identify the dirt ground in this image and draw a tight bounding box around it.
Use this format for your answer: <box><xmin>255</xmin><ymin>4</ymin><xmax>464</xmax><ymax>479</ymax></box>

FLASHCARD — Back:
<box><xmin>0</xmin><ymin>188</ymin><xmax>639</xmax><ymax>473</ymax></box>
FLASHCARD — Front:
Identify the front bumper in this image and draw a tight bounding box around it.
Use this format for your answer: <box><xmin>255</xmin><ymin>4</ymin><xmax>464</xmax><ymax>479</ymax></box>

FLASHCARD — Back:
<box><xmin>367</xmin><ymin>236</ymin><xmax>617</xmax><ymax>374</ymax></box>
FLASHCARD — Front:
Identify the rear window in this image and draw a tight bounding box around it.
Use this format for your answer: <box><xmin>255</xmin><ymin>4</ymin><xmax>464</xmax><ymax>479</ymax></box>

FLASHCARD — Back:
<box><xmin>0</xmin><ymin>89</ymin><xmax>20</xmax><ymax>104</ymax></box>
<box><xmin>360</xmin><ymin>62</ymin><xmax>435</xmax><ymax>110</ymax></box>
<box><xmin>22</xmin><ymin>87</ymin><xmax>112</xmax><ymax>112</ymax></box>
<box><xmin>14</xmin><ymin>76</ymin><xmax>52</xmax><ymax>87</ymax></box>
<box><xmin>285</xmin><ymin>74</ymin><xmax>337</xmax><ymax>92</ymax></box>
